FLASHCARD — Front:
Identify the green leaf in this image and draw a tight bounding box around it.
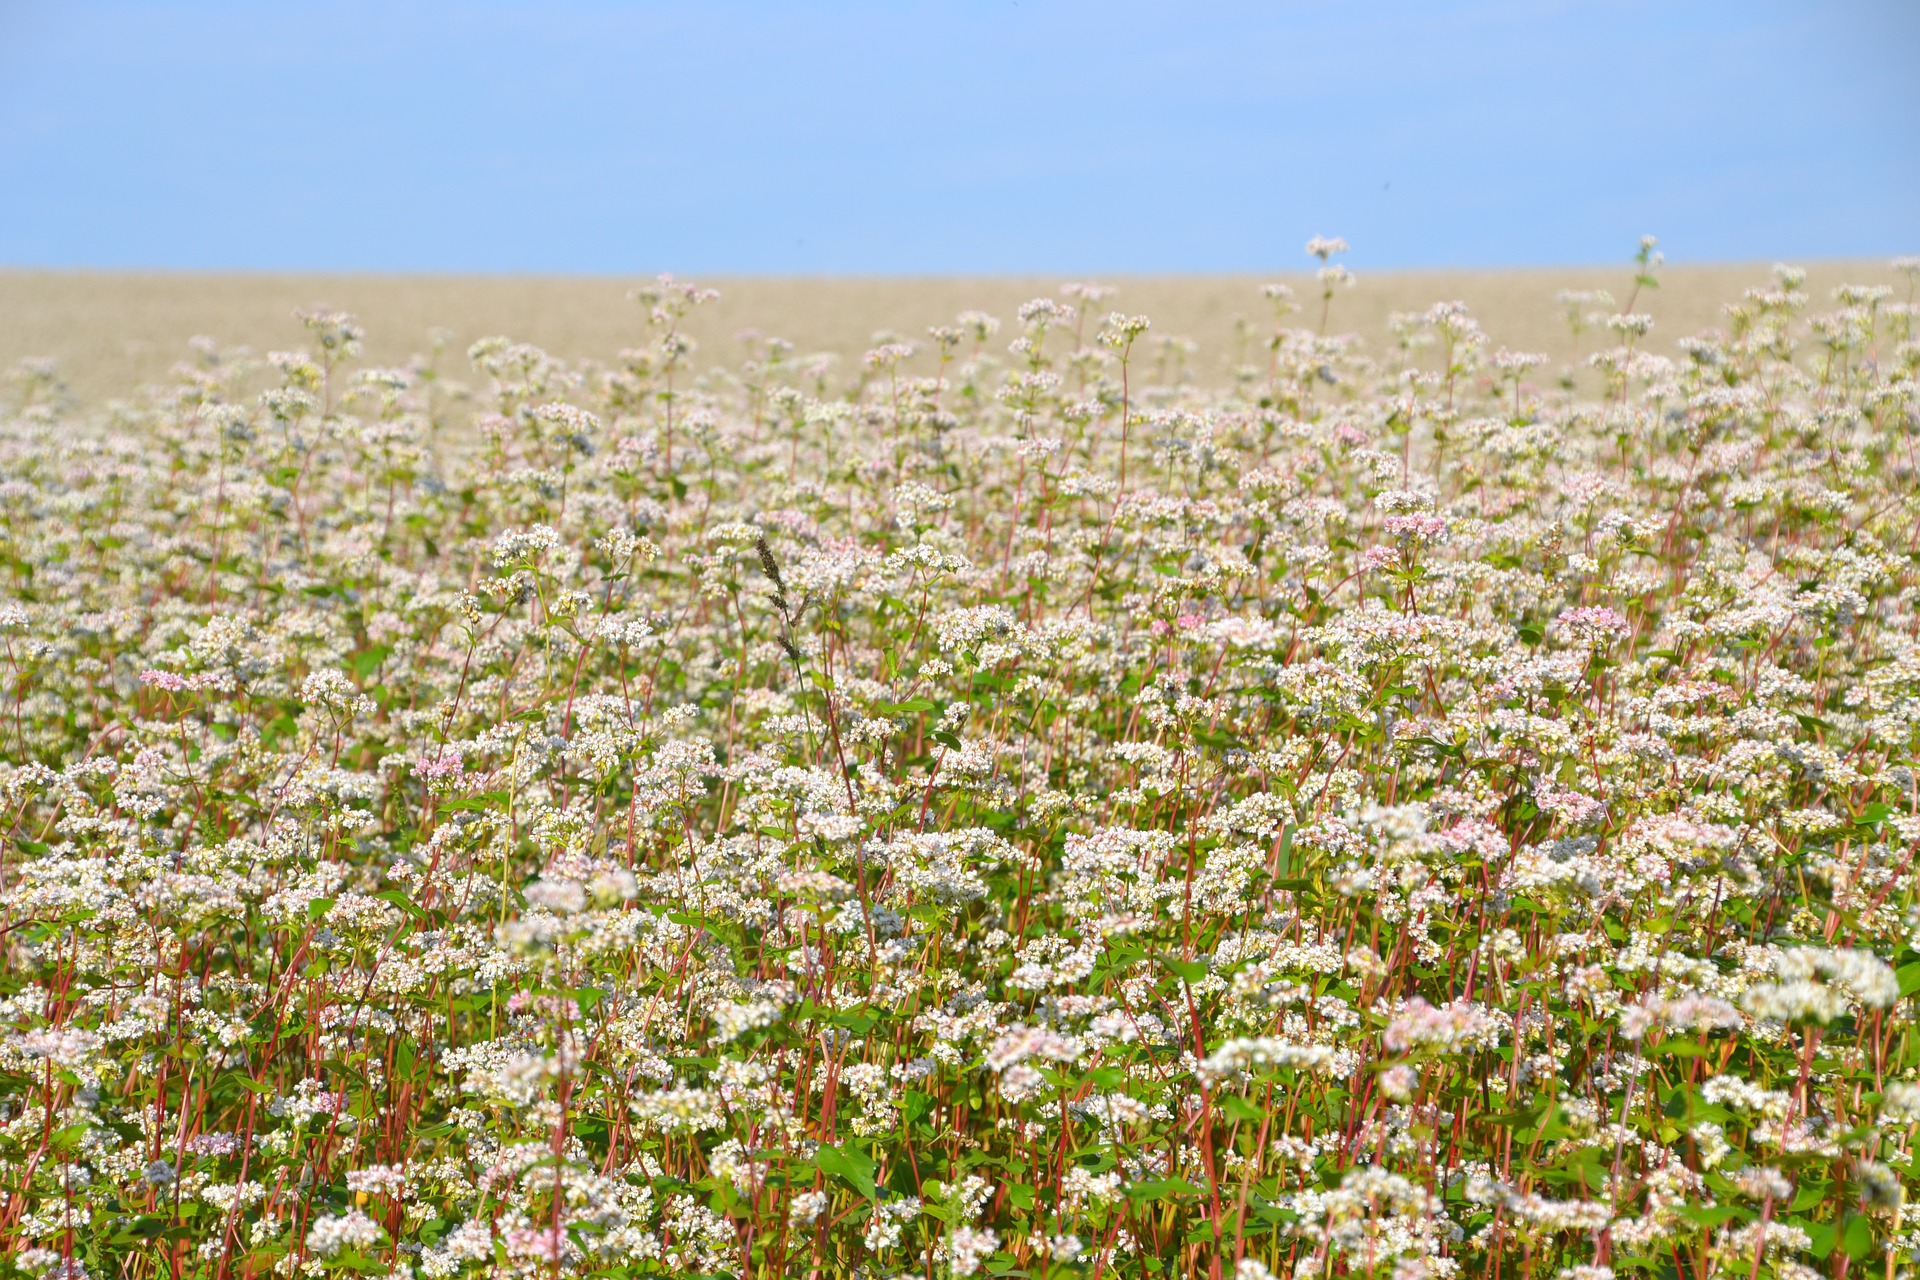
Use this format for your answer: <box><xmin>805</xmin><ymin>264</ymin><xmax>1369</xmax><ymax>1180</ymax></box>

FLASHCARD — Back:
<box><xmin>882</xmin><ymin>697</ymin><xmax>937</xmax><ymax>715</ymax></box>
<box><xmin>375</xmin><ymin>889</ymin><xmax>426</xmax><ymax>921</ymax></box>
<box><xmin>1126</xmin><ymin>1177</ymin><xmax>1203</xmax><ymax>1202</ymax></box>
<box><xmin>436</xmin><ymin>791</ymin><xmax>510</xmax><ymax>812</ymax></box>
<box><xmin>1220</xmin><ymin>1093</ymin><xmax>1266</xmax><ymax>1124</ymax></box>
<box><xmin>1842</xmin><ymin>1213</ymin><xmax>1874</xmax><ymax>1260</ymax></box>
<box><xmin>813</xmin><ymin>1143</ymin><xmax>877</xmax><ymax>1200</ymax></box>
<box><xmin>108</xmin><ymin>1215</ymin><xmax>173</xmax><ymax>1244</ymax></box>
<box><xmin>931</xmin><ymin>730</ymin><xmax>962</xmax><ymax>752</ymax></box>
<box><xmin>1674</xmin><ymin>1204</ymin><xmax>1741</xmax><ymax>1227</ymax></box>
<box><xmin>1789</xmin><ymin>1181</ymin><xmax>1829</xmax><ymax>1212</ymax></box>
<box><xmin>1161</xmin><ymin>956</ymin><xmax>1209</xmax><ymax>984</ymax></box>
<box><xmin>329</xmin><ymin>1248</ymin><xmax>390</xmax><ymax>1274</ymax></box>
<box><xmin>349</xmin><ymin>646</ymin><xmax>391</xmax><ymax>679</ymax></box>
<box><xmin>49</xmin><ymin>1122</ymin><xmax>91</xmax><ymax>1151</ymax></box>
<box><xmin>1482</xmin><ymin>1103</ymin><xmax>1545</xmax><ymax>1129</ymax></box>
<box><xmin>829</xmin><ymin>1008</ymin><xmax>877</xmax><ymax>1033</ymax></box>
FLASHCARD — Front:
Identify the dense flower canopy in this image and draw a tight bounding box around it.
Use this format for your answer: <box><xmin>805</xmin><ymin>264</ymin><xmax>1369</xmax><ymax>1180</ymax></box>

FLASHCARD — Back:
<box><xmin>3</xmin><ymin>252</ymin><xmax>1920</xmax><ymax>1280</ymax></box>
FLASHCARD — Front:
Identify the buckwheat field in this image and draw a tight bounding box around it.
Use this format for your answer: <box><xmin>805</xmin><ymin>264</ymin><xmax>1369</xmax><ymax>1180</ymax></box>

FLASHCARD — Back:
<box><xmin>6</xmin><ymin>244</ymin><xmax>1920</xmax><ymax>1280</ymax></box>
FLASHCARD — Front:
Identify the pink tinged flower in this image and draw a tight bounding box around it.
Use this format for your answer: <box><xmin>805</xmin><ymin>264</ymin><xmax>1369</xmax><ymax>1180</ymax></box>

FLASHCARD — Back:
<box><xmin>418</xmin><ymin>751</ymin><xmax>466</xmax><ymax>780</ymax></box>
<box><xmin>1382</xmin><ymin>514</ymin><xmax>1448</xmax><ymax>543</ymax></box>
<box><xmin>1382</xmin><ymin>998</ymin><xmax>1501</xmax><ymax>1054</ymax></box>
<box><xmin>1557</xmin><ymin>605</ymin><xmax>1631</xmax><ymax>645</ymax></box>
<box><xmin>1439</xmin><ymin>818</ymin><xmax>1506</xmax><ymax>859</ymax></box>
<box><xmin>1536</xmin><ymin>787</ymin><xmax>1607</xmax><ymax>828</ymax></box>
<box><xmin>503</xmin><ymin>1227</ymin><xmax>564</xmax><ymax>1263</ymax></box>
<box><xmin>985</xmin><ymin>1025</ymin><xmax>1079</xmax><ymax>1071</ymax></box>
<box><xmin>1362</xmin><ymin>546</ymin><xmax>1399</xmax><ymax>571</ymax></box>
<box><xmin>140</xmin><ymin>669</ymin><xmax>187</xmax><ymax>691</ymax></box>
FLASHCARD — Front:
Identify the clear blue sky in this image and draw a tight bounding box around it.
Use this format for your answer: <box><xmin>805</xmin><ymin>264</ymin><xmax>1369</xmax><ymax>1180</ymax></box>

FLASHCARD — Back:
<box><xmin>0</xmin><ymin>1</ymin><xmax>1914</xmax><ymax>274</ymax></box>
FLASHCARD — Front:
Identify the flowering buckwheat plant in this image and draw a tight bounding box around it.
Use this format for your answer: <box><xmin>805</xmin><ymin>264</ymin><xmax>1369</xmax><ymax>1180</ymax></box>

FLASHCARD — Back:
<box><xmin>3</xmin><ymin>247</ymin><xmax>1920</xmax><ymax>1280</ymax></box>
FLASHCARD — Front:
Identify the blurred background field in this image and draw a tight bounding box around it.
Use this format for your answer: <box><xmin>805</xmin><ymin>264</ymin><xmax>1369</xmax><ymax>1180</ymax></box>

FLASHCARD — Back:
<box><xmin>3</xmin><ymin>261</ymin><xmax>1908</xmax><ymax>403</ymax></box>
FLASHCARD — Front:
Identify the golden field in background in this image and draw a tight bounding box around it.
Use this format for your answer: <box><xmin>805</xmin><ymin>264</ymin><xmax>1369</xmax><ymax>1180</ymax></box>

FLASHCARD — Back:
<box><xmin>1</xmin><ymin>261</ymin><xmax>1908</xmax><ymax>402</ymax></box>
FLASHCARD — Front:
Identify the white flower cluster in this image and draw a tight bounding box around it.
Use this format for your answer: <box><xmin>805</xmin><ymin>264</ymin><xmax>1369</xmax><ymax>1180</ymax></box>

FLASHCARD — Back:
<box><xmin>3</xmin><ymin>259</ymin><xmax>1918</xmax><ymax>1280</ymax></box>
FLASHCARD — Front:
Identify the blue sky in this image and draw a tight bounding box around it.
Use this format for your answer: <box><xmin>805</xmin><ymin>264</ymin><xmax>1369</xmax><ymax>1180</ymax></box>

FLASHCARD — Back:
<box><xmin>0</xmin><ymin>1</ymin><xmax>1915</xmax><ymax>273</ymax></box>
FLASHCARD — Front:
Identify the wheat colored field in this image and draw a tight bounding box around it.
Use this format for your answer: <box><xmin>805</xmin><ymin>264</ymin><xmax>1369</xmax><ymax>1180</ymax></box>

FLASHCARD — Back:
<box><xmin>2</xmin><ymin>261</ymin><xmax>1907</xmax><ymax>402</ymax></box>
